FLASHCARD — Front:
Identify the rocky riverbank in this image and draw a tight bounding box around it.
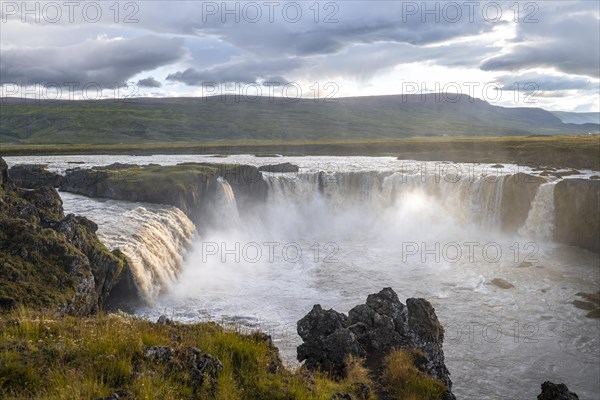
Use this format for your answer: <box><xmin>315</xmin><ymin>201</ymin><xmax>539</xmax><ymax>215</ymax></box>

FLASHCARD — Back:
<box><xmin>59</xmin><ymin>162</ymin><xmax>267</xmax><ymax>225</ymax></box>
<box><xmin>0</xmin><ymin>157</ymin><xmax>132</xmax><ymax>315</ymax></box>
<box><xmin>0</xmin><ymin>156</ymin><xmax>588</xmax><ymax>398</ymax></box>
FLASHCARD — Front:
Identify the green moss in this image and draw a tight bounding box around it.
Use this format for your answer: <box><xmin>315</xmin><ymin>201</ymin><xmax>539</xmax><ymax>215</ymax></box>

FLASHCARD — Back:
<box><xmin>381</xmin><ymin>349</ymin><xmax>449</xmax><ymax>400</ymax></box>
<box><xmin>0</xmin><ymin>177</ymin><xmax>129</xmax><ymax>315</ymax></box>
<box><xmin>0</xmin><ymin>218</ymin><xmax>80</xmax><ymax>311</ymax></box>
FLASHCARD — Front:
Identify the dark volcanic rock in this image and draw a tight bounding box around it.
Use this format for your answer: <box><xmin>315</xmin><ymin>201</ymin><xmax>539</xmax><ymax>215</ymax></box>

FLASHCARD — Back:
<box><xmin>144</xmin><ymin>345</ymin><xmax>223</xmax><ymax>392</ymax></box>
<box><xmin>297</xmin><ymin>288</ymin><xmax>453</xmax><ymax>397</ymax></box>
<box><xmin>554</xmin><ymin>179</ymin><xmax>600</xmax><ymax>253</ymax></box>
<box><xmin>212</xmin><ymin>163</ymin><xmax>268</xmax><ymax>208</ymax></box>
<box><xmin>297</xmin><ymin>305</ymin><xmax>364</xmax><ymax>377</ymax></box>
<box><xmin>144</xmin><ymin>345</ymin><xmax>174</xmax><ymax>363</ymax></box>
<box><xmin>8</xmin><ymin>164</ymin><xmax>63</xmax><ymax>188</ymax></box>
<box><xmin>55</xmin><ymin>214</ymin><xmax>129</xmax><ymax>306</ymax></box>
<box><xmin>157</xmin><ymin>315</ymin><xmax>174</xmax><ymax>325</ymax></box>
<box><xmin>537</xmin><ymin>381</ymin><xmax>579</xmax><ymax>400</ymax></box>
<box><xmin>258</xmin><ymin>162</ymin><xmax>300</xmax><ymax>173</ymax></box>
<box><xmin>60</xmin><ymin>163</ymin><xmax>268</xmax><ymax>225</ymax></box>
<box><xmin>0</xmin><ymin>156</ymin><xmax>134</xmax><ymax>315</ymax></box>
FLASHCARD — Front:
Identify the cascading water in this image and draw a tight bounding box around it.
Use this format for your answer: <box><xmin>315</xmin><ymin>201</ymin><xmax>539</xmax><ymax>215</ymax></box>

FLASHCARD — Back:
<box><xmin>213</xmin><ymin>177</ymin><xmax>242</xmax><ymax>230</ymax></box>
<box><xmin>519</xmin><ymin>183</ymin><xmax>556</xmax><ymax>241</ymax></box>
<box><xmin>60</xmin><ymin>192</ymin><xmax>196</xmax><ymax>301</ymax></box>
<box><xmin>6</xmin><ymin>155</ymin><xmax>597</xmax><ymax>400</ymax></box>
<box><xmin>161</xmin><ymin>167</ymin><xmax>598</xmax><ymax>400</ymax></box>
<box><xmin>261</xmin><ymin>170</ymin><xmax>511</xmax><ymax>232</ymax></box>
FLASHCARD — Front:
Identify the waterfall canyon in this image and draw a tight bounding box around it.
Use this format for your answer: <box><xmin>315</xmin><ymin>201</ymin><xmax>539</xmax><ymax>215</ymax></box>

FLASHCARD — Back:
<box><xmin>4</xmin><ymin>155</ymin><xmax>599</xmax><ymax>399</ymax></box>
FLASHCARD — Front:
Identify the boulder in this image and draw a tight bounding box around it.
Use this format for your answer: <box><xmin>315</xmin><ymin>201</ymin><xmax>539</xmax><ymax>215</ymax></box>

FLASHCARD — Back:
<box><xmin>8</xmin><ymin>164</ymin><xmax>63</xmax><ymax>188</ymax></box>
<box><xmin>258</xmin><ymin>162</ymin><xmax>300</xmax><ymax>173</ymax></box>
<box><xmin>297</xmin><ymin>288</ymin><xmax>453</xmax><ymax>398</ymax></box>
<box><xmin>554</xmin><ymin>179</ymin><xmax>600</xmax><ymax>253</ymax></box>
<box><xmin>144</xmin><ymin>346</ymin><xmax>174</xmax><ymax>363</ymax></box>
<box><xmin>537</xmin><ymin>381</ymin><xmax>579</xmax><ymax>400</ymax></box>
<box><xmin>489</xmin><ymin>278</ymin><xmax>515</xmax><ymax>289</ymax></box>
<box><xmin>297</xmin><ymin>305</ymin><xmax>364</xmax><ymax>377</ymax></box>
<box><xmin>157</xmin><ymin>315</ymin><xmax>174</xmax><ymax>325</ymax></box>
<box><xmin>143</xmin><ymin>345</ymin><xmax>223</xmax><ymax>392</ymax></box>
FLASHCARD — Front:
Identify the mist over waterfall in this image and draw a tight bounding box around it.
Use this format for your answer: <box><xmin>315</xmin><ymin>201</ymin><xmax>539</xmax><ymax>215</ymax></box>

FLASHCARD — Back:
<box><xmin>35</xmin><ymin>155</ymin><xmax>597</xmax><ymax>400</ymax></box>
<box><xmin>519</xmin><ymin>183</ymin><xmax>556</xmax><ymax>241</ymax></box>
<box><xmin>257</xmin><ymin>171</ymin><xmax>511</xmax><ymax>239</ymax></box>
<box><xmin>156</xmin><ymin>165</ymin><xmax>597</xmax><ymax>400</ymax></box>
<box><xmin>59</xmin><ymin>163</ymin><xmax>574</xmax><ymax>304</ymax></box>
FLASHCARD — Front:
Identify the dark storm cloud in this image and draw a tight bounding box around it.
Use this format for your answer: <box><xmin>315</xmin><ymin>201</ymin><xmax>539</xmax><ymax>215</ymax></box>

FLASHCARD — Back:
<box><xmin>496</xmin><ymin>73</ymin><xmax>598</xmax><ymax>92</ymax></box>
<box><xmin>137</xmin><ymin>77</ymin><xmax>162</xmax><ymax>88</ymax></box>
<box><xmin>132</xmin><ymin>1</ymin><xmax>497</xmax><ymax>57</ymax></box>
<box><xmin>1</xmin><ymin>0</ymin><xmax>598</xmax><ymax>105</ymax></box>
<box><xmin>1</xmin><ymin>36</ymin><xmax>186</xmax><ymax>88</ymax></box>
<box><xmin>166</xmin><ymin>58</ymin><xmax>303</xmax><ymax>85</ymax></box>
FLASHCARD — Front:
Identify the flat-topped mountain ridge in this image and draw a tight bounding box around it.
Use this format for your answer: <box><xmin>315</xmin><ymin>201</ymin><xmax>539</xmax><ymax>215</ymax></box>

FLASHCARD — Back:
<box><xmin>1</xmin><ymin>94</ymin><xmax>597</xmax><ymax>145</ymax></box>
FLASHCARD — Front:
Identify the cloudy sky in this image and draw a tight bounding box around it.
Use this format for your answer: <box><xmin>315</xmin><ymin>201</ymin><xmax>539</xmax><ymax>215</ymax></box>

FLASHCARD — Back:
<box><xmin>1</xmin><ymin>0</ymin><xmax>599</xmax><ymax>111</ymax></box>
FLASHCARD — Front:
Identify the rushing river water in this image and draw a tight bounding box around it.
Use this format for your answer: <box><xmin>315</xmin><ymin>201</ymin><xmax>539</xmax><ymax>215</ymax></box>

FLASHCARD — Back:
<box><xmin>5</xmin><ymin>155</ymin><xmax>600</xmax><ymax>399</ymax></box>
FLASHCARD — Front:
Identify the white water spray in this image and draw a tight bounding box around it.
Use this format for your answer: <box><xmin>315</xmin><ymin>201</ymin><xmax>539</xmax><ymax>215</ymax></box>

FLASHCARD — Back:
<box><xmin>519</xmin><ymin>183</ymin><xmax>556</xmax><ymax>241</ymax></box>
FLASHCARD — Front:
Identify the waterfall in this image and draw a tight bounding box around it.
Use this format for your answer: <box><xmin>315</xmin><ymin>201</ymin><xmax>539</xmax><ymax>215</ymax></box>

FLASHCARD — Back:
<box><xmin>61</xmin><ymin>165</ymin><xmax>559</xmax><ymax>303</ymax></box>
<box><xmin>119</xmin><ymin>206</ymin><xmax>196</xmax><ymax>301</ymax></box>
<box><xmin>263</xmin><ymin>170</ymin><xmax>511</xmax><ymax>230</ymax></box>
<box><xmin>212</xmin><ymin>177</ymin><xmax>242</xmax><ymax>230</ymax></box>
<box><xmin>59</xmin><ymin>192</ymin><xmax>196</xmax><ymax>302</ymax></box>
<box><xmin>519</xmin><ymin>183</ymin><xmax>556</xmax><ymax>241</ymax></box>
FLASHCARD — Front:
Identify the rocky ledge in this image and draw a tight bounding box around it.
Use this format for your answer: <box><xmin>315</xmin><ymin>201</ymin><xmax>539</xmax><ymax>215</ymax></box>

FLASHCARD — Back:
<box><xmin>0</xmin><ymin>157</ymin><xmax>133</xmax><ymax>315</ymax></box>
<box><xmin>59</xmin><ymin>162</ymin><xmax>267</xmax><ymax>224</ymax></box>
<box><xmin>258</xmin><ymin>162</ymin><xmax>300</xmax><ymax>173</ymax></box>
<box><xmin>8</xmin><ymin>163</ymin><xmax>64</xmax><ymax>188</ymax></box>
<box><xmin>297</xmin><ymin>287</ymin><xmax>455</xmax><ymax>400</ymax></box>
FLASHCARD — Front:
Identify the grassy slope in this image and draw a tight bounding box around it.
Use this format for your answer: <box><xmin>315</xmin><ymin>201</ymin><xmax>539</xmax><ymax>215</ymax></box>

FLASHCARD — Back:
<box><xmin>1</xmin><ymin>96</ymin><xmax>597</xmax><ymax>145</ymax></box>
<box><xmin>2</xmin><ymin>135</ymin><xmax>599</xmax><ymax>170</ymax></box>
<box><xmin>0</xmin><ymin>310</ymin><xmax>447</xmax><ymax>400</ymax></box>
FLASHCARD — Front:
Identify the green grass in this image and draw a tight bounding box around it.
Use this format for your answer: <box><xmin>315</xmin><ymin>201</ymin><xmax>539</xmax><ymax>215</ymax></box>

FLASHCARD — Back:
<box><xmin>1</xmin><ymin>96</ymin><xmax>596</xmax><ymax>146</ymax></box>
<box><xmin>0</xmin><ymin>310</ymin><xmax>379</xmax><ymax>400</ymax></box>
<box><xmin>2</xmin><ymin>135</ymin><xmax>599</xmax><ymax>170</ymax></box>
<box><xmin>381</xmin><ymin>349</ymin><xmax>448</xmax><ymax>400</ymax></box>
<box><xmin>0</xmin><ymin>309</ymin><xmax>452</xmax><ymax>399</ymax></box>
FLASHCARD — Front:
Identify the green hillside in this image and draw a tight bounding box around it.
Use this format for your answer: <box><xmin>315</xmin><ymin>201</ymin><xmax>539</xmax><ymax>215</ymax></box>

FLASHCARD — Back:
<box><xmin>1</xmin><ymin>95</ymin><xmax>597</xmax><ymax>145</ymax></box>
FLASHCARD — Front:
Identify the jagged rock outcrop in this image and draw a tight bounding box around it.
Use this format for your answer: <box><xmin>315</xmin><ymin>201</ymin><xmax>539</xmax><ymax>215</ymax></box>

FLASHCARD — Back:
<box><xmin>8</xmin><ymin>164</ymin><xmax>63</xmax><ymax>188</ymax></box>
<box><xmin>554</xmin><ymin>179</ymin><xmax>600</xmax><ymax>253</ymax></box>
<box><xmin>297</xmin><ymin>288</ymin><xmax>454</xmax><ymax>399</ymax></box>
<box><xmin>259</xmin><ymin>162</ymin><xmax>300</xmax><ymax>173</ymax></box>
<box><xmin>144</xmin><ymin>345</ymin><xmax>223</xmax><ymax>393</ymax></box>
<box><xmin>60</xmin><ymin>162</ymin><xmax>268</xmax><ymax>224</ymax></box>
<box><xmin>297</xmin><ymin>305</ymin><xmax>365</xmax><ymax>376</ymax></box>
<box><xmin>0</xmin><ymin>157</ymin><xmax>132</xmax><ymax>315</ymax></box>
<box><xmin>500</xmin><ymin>173</ymin><xmax>546</xmax><ymax>232</ymax></box>
<box><xmin>537</xmin><ymin>381</ymin><xmax>579</xmax><ymax>399</ymax></box>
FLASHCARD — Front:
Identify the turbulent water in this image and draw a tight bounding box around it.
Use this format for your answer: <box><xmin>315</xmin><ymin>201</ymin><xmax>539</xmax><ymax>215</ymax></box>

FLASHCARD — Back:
<box><xmin>5</xmin><ymin>155</ymin><xmax>600</xmax><ymax>399</ymax></box>
<box><xmin>60</xmin><ymin>192</ymin><xmax>196</xmax><ymax>301</ymax></box>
